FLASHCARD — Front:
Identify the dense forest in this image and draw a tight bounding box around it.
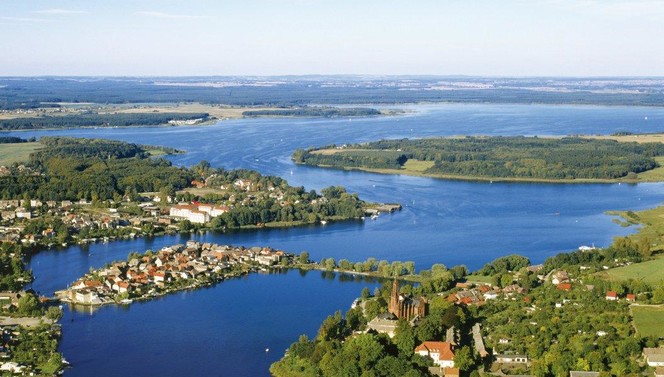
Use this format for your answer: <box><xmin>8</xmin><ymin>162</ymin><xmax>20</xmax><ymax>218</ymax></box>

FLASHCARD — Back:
<box><xmin>0</xmin><ymin>137</ymin><xmax>194</xmax><ymax>201</ymax></box>
<box><xmin>1</xmin><ymin>77</ymin><xmax>664</xmax><ymax>110</ymax></box>
<box><xmin>243</xmin><ymin>107</ymin><xmax>381</xmax><ymax>118</ymax></box>
<box><xmin>0</xmin><ymin>136</ymin><xmax>30</xmax><ymax>144</ymax></box>
<box><xmin>295</xmin><ymin>136</ymin><xmax>664</xmax><ymax>180</ymax></box>
<box><xmin>0</xmin><ymin>112</ymin><xmax>210</xmax><ymax>130</ymax></box>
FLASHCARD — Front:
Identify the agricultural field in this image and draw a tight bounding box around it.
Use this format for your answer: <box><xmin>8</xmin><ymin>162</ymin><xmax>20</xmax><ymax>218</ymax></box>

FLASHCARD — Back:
<box><xmin>599</xmin><ymin>255</ymin><xmax>664</xmax><ymax>284</ymax></box>
<box><xmin>0</xmin><ymin>142</ymin><xmax>41</xmax><ymax>165</ymax></box>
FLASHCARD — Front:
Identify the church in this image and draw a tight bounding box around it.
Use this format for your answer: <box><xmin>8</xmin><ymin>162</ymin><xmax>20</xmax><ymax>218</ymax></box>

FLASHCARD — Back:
<box><xmin>388</xmin><ymin>278</ymin><xmax>427</xmax><ymax>320</ymax></box>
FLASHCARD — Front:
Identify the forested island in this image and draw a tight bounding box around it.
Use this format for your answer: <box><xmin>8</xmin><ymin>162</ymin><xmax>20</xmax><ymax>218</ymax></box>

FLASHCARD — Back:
<box><xmin>293</xmin><ymin>136</ymin><xmax>664</xmax><ymax>182</ymax></box>
<box><xmin>0</xmin><ymin>112</ymin><xmax>212</xmax><ymax>130</ymax></box>
<box><xmin>242</xmin><ymin>107</ymin><xmax>382</xmax><ymax>118</ymax></box>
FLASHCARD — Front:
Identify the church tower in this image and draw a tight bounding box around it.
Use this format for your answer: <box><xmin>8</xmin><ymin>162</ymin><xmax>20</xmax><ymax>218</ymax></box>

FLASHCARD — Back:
<box><xmin>389</xmin><ymin>278</ymin><xmax>400</xmax><ymax>317</ymax></box>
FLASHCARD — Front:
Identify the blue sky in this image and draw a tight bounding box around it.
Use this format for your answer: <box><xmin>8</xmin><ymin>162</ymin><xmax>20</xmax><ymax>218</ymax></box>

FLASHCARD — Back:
<box><xmin>1</xmin><ymin>0</ymin><xmax>663</xmax><ymax>76</ymax></box>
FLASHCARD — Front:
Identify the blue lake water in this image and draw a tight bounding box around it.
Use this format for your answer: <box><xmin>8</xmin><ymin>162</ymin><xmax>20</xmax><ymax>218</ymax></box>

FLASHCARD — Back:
<box><xmin>11</xmin><ymin>103</ymin><xmax>664</xmax><ymax>376</ymax></box>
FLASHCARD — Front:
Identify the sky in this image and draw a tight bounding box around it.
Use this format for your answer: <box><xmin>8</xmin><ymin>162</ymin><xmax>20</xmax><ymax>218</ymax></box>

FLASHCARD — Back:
<box><xmin>0</xmin><ymin>0</ymin><xmax>663</xmax><ymax>76</ymax></box>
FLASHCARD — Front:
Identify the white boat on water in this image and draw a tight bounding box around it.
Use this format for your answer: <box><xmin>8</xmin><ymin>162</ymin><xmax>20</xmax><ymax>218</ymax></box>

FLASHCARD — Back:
<box><xmin>371</xmin><ymin>214</ymin><xmax>379</xmax><ymax>220</ymax></box>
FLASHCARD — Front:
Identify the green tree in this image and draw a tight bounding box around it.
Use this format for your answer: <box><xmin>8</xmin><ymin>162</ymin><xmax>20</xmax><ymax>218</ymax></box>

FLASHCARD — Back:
<box><xmin>394</xmin><ymin>320</ymin><xmax>416</xmax><ymax>357</ymax></box>
<box><xmin>17</xmin><ymin>292</ymin><xmax>40</xmax><ymax>316</ymax></box>
<box><xmin>453</xmin><ymin>345</ymin><xmax>475</xmax><ymax>371</ymax></box>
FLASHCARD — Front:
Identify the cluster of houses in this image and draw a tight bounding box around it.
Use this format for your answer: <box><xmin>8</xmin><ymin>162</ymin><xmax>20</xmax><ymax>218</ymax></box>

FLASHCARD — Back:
<box><xmin>446</xmin><ymin>282</ymin><xmax>527</xmax><ymax>306</ymax></box>
<box><xmin>59</xmin><ymin>241</ymin><xmax>291</xmax><ymax>306</ymax></box>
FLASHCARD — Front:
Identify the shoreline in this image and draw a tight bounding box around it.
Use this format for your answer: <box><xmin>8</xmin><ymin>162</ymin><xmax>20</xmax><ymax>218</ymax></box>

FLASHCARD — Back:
<box><xmin>299</xmin><ymin>163</ymin><xmax>651</xmax><ymax>185</ymax></box>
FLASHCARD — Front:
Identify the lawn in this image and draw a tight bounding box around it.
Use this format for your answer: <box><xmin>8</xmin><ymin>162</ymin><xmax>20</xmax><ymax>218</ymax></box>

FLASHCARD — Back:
<box><xmin>0</xmin><ymin>142</ymin><xmax>41</xmax><ymax>165</ymax></box>
<box><xmin>599</xmin><ymin>255</ymin><xmax>664</xmax><ymax>284</ymax></box>
<box><xmin>632</xmin><ymin>305</ymin><xmax>664</xmax><ymax>338</ymax></box>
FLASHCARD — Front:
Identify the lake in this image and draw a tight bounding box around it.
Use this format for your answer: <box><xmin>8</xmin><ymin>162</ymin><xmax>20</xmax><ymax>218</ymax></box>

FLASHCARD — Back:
<box><xmin>13</xmin><ymin>103</ymin><xmax>664</xmax><ymax>376</ymax></box>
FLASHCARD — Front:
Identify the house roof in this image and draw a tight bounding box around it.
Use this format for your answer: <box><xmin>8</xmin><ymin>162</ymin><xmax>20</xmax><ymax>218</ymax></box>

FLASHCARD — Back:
<box><xmin>557</xmin><ymin>283</ymin><xmax>572</xmax><ymax>291</ymax></box>
<box><xmin>606</xmin><ymin>291</ymin><xmax>617</xmax><ymax>298</ymax></box>
<box><xmin>415</xmin><ymin>341</ymin><xmax>455</xmax><ymax>361</ymax></box>
<box><xmin>444</xmin><ymin>367</ymin><xmax>460</xmax><ymax>377</ymax></box>
<box><xmin>645</xmin><ymin>348</ymin><xmax>664</xmax><ymax>363</ymax></box>
<box><xmin>569</xmin><ymin>372</ymin><xmax>600</xmax><ymax>377</ymax></box>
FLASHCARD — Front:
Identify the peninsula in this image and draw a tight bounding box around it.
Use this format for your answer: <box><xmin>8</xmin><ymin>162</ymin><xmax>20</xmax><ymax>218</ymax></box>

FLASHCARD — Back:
<box><xmin>293</xmin><ymin>136</ymin><xmax>664</xmax><ymax>183</ymax></box>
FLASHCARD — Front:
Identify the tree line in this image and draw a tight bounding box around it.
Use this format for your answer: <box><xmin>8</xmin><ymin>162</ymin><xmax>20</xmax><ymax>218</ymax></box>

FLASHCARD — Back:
<box><xmin>295</xmin><ymin>136</ymin><xmax>664</xmax><ymax>180</ymax></box>
<box><xmin>0</xmin><ymin>112</ymin><xmax>210</xmax><ymax>130</ymax></box>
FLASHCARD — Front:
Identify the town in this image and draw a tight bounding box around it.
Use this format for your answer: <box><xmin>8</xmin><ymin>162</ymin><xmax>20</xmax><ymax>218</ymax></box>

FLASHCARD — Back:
<box><xmin>57</xmin><ymin>241</ymin><xmax>293</xmax><ymax>306</ymax></box>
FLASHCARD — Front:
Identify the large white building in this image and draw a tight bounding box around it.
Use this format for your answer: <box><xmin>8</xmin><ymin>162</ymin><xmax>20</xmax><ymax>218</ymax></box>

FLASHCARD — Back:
<box><xmin>169</xmin><ymin>205</ymin><xmax>211</xmax><ymax>224</ymax></box>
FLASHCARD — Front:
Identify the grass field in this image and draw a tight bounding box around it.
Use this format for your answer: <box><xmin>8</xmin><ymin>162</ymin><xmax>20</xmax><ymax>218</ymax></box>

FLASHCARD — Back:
<box><xmin>598</xmin><ymin>255</ymin><xmax>664</xmax><ymax>284</ymax></box>
<box><xmin>0</xmin><ymin>142</ymin><xmax>41</xmax><ymax>165</ymax></box>
<box><xmin>402</xmin><ymin>159</ymin><xmax>435</xmax><ymax>172</ymax></box>
<box><xmin>634</xmin><ymin>156</ymin><xmax>664</xmax><ymax>182</ymax></box>
<box><xmin>632</xmin><ymin>306</ymin><xmax>664</xmax><ymax>338</ymax></box>
<box><xmin>584</xmin><ymin>133</ymin><xmax>664</xmax><ymax>144</ymax></box>
<box><xmin>465</xmin><ymin>274</ymin><xmax>494</xmax><ymax>284</ymax></box>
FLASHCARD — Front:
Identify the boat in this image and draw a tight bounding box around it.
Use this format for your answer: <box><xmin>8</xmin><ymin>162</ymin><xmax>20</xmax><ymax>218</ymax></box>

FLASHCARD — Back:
<box><xmin>371</xmin><ymin>214</ymin><xmax>379</xmax><ymax>220</ymax></box>
<box><xmin>320</xmin><ymin>220</ymin><xmax>327</xmax><ymax>225</ymax></box>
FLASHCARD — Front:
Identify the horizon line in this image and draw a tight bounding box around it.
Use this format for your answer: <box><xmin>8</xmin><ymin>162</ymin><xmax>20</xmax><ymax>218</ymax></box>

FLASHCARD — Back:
<box><xmin>2</xmin><ymin>74</ymin><xmax>664</xmax><ymax>79</ymax></box>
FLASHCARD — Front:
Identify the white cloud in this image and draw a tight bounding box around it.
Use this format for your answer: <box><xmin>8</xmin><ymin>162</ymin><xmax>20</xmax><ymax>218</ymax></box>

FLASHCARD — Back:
<box><xmin>544</xmin><ymin>0</ymin><xmax>664</xmax><ymax>17</ymax></box>
<box><xmin>0</xmin><ymin>16</ymin><xmax>52</xmax><ymax>23</ymax></box>
<box><xmin>136</xmin><ymin>11</ymin><xmax>208</xmax><ymax>20</ymax></box>
<box><xmin>34</xmin><ymin>9</ymin><xmax>88</xmax><ymax>15</ymax></box>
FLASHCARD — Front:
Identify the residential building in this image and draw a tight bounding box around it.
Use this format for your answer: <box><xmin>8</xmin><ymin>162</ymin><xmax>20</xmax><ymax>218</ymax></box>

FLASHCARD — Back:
<box><xmin>366</xmin><ymin>314</ymin><xmax>399</xmax><ymax>338</ymax></box>
<box><xmin>605</xmin><ymin>291</ymin><xmax>618</xmax><ymax>301</ymax></box>
<box><xmin>415</xmin><ymin>341</ymin><xmax>455</xmax><ymax>368</ymax></box>
<box><xmin>644</xmin><ymin>348</ymin><xmax>664</xmax><ymax>367</ymax></box>
<box><xmin>495</xmin><ymin>354</ymin><xmax>528</xmax><ymax>364</ymax></box>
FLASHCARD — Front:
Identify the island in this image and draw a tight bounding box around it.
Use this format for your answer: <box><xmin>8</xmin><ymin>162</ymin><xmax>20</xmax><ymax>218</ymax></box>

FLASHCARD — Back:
<box><xmin>242</xmin><ymin>106</ymin><xmax>385</xmax><ymax>118</ymax></box>
<box><xmin>293</xmin><ymin>136</ymin><xmax>664</xmax><ymax>183</ymax></box>
<box><xmin>0</xmin><ymin>101</ymin><xmax>393</xmax><ymax>131</ymax></box>
<box><xmin>57</xmin><ymin>241</ymin><xmax>296</xmax><ymax>306</ymax></box>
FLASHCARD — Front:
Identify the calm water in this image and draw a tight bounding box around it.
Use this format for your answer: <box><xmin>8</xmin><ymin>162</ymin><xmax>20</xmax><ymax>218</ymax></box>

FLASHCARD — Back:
<box><xmin>12</xmin><ymin>103</ymin><xmax>664</xmax><ymax>376</ymax></box>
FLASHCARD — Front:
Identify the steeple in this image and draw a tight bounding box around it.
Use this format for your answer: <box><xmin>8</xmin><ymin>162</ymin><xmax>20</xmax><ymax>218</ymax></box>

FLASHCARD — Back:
<box><xmin>389</xmin><ymin>278</ymin><xmax>400</xmax><ymax>316</ymax></box>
